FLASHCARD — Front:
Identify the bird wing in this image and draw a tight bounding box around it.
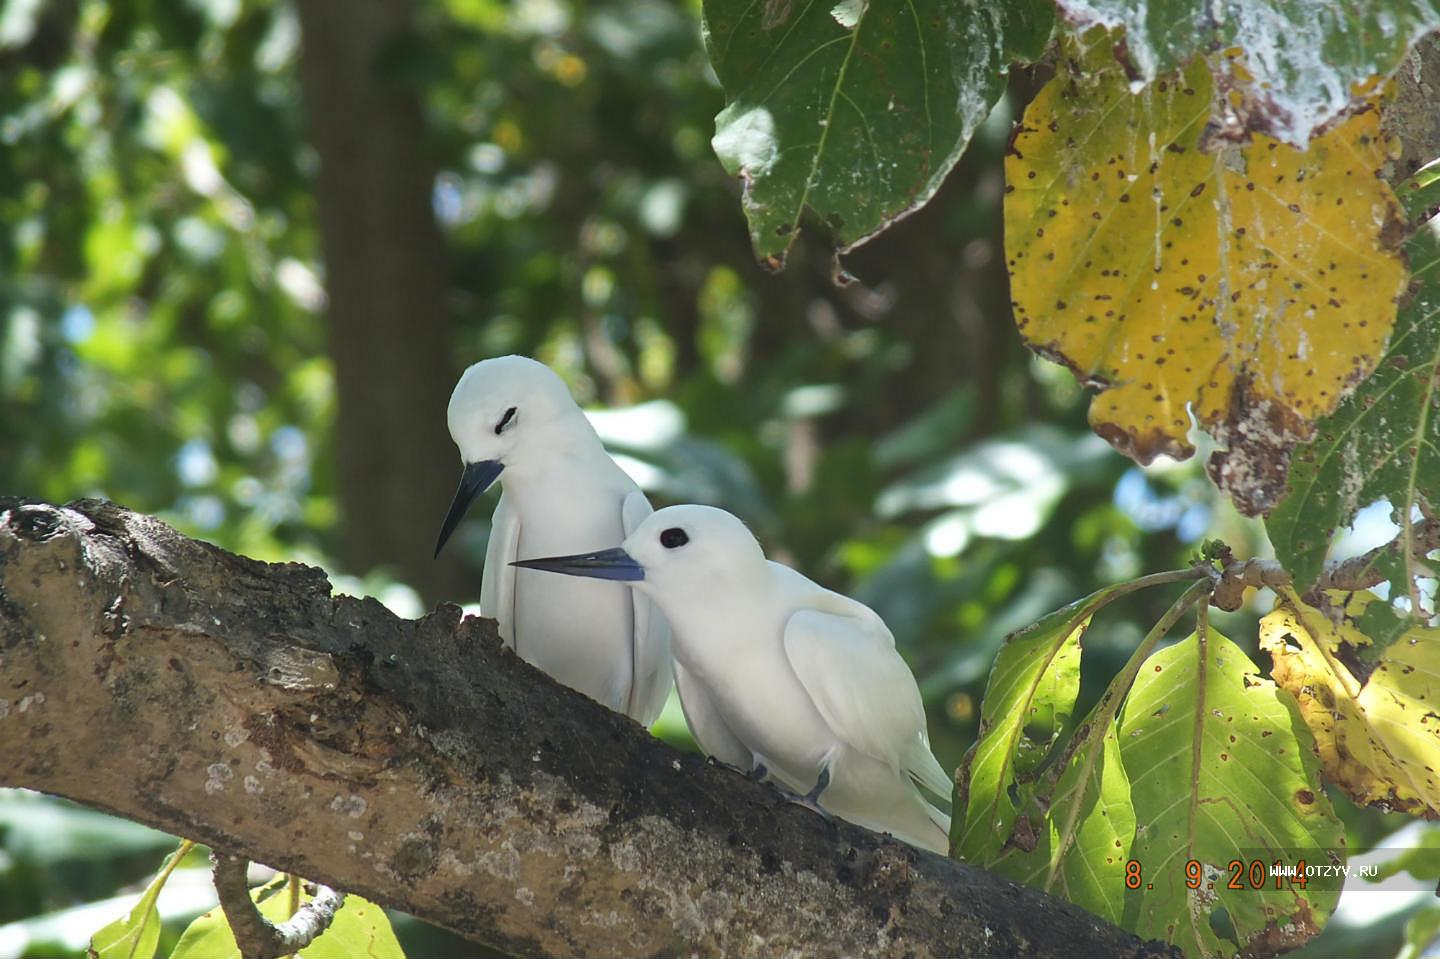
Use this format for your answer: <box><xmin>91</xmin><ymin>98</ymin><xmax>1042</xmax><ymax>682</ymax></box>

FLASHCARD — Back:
<box><xmin>783</xmin><ymin>608</ymin><xmax>951</xmax><ymax>799</ymax></box>
<box><xmin>480</xmin><ymin>491</ymin><xmax>520</xmax><ymax>648</ymax></box>
<box><xmin>621</xmin><ymin>489</ymin><xmax>674</xmax><ymax>725</ymax></box>
<box><xmin>674</xmin><ymin>661</ymin><xmax>752</xmax><ymax>769</ymax></box>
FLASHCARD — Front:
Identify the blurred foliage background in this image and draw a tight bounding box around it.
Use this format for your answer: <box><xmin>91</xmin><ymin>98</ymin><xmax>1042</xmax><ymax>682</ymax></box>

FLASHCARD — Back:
<box><xmin>0</xmin><ymin>0</ymin><xmax>1429</xmax><ymax>956</ymax></box>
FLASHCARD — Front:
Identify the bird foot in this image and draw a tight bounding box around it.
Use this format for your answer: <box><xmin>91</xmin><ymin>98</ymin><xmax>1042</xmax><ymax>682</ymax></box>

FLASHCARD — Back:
<box><xmin>706</xmin><ymin>756</ymin><xmax>770</xmax><ymax>782</ymax></box>
<box><xmin>771</xmin><ymin>767</ymin><xmax>832</xmax><ymax>821</ymax></box>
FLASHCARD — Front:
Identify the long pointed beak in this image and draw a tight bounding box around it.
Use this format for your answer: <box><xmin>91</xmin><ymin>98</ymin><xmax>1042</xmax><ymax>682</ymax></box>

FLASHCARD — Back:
<box><xmin>511</xmin><ymin>547</ymin><xmax>645</xmax><ymax>582</ymax></box>
<box><xmin>434</xmin><ymin>459</ymin><xmax>504</xmax><ymax>558</ymax></box>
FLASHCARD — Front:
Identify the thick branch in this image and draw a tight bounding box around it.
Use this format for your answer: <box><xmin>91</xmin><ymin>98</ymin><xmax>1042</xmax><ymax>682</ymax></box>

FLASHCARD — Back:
<box><xmin>0</xmin><ymin>499</ymin><xmax>1173</xmax><ymax>958</ymax></box>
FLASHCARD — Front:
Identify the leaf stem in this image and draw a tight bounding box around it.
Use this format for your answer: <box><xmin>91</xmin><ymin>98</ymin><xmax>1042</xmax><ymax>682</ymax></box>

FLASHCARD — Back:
<box><xmin>1061</xmin><ymin>565</ymin><xmax>1213</xmax><ymax>626</ymax></box>
<box><xmin>160</xmin><ymin>838</ymin><xmax>197</xmax><ymax>886</ymax></box>
<box><xmin>282</xmin><ymin>874</ymin><xmax>301</xmax><ymax>959</ymax></box>
<box><xmin>119</xmin><ymin>839</ymin><xmax>195</xmax><ymax>959</ymax></box>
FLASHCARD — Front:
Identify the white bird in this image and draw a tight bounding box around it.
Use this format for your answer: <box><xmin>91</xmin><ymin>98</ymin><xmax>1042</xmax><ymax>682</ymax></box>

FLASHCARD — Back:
<box><xmin>514</xmin><ymin>504</ymin><xmax>951</xmax><ymax>854</ymax></box>
<box><xmin>433</xmin><ymin>355</ymin><xmax>672</xmax><ymax>726</ymax></box>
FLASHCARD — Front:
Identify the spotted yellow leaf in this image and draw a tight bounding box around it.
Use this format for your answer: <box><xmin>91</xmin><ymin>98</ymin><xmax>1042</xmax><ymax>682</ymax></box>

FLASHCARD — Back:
<box><xmin>1260</xmin><ymin>590</ymin><xmax>1440</xmax><ymax>817</ymax></box>
<box><xmin>1006</xmin><ymin>39</ymin><xmax>1407</xmax><ymax>514</ymax></box>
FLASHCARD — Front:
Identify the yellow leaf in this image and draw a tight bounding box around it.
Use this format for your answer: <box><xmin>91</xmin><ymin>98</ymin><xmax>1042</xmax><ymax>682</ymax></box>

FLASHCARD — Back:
<box><xmin>1259</xmin><ymin>590</ymin><xmax>1440</xmax><ymax>817</ymax></box>
<box><xmin>1006</xmin><ymin>39</ymin><xmax>1407</xmax><ymax>513</ymax></box>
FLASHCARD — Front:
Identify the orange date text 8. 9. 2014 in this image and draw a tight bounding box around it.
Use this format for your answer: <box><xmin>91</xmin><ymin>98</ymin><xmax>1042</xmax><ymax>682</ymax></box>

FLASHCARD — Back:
<box><xmin>1124</xmin><ymin>858</ymin><xmax>1312</xmax><ymax>891</ymax></box>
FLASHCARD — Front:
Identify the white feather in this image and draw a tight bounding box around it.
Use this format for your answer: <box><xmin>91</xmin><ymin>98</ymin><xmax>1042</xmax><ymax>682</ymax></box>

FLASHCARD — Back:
<box><xmin>445</xmin><ymin>355</ymin><xmax>674</xmax><ymax>725</ymax></box>
<box><xmin>588</xmin><ymin>504</ymin><xmax>951</xmax><ymax>853</ymax></box>
<box><xmin>479</xmin><ymin>492</ymin><xmax>519</xmax><ymax>646</ymax></box>
<box><xmin>674</xmin><ymin>660</ymin><xmax>750</xmax><ymax>769</ymax></box>
<box><xmin>784</xmin><ymin>605</ymin><xmax>951</xmax><ymax>801</ymax></box>
<box><xmin>622</xmin><ymin>490</ymin><xmax>675</xmax><ymax>725</ymax></box>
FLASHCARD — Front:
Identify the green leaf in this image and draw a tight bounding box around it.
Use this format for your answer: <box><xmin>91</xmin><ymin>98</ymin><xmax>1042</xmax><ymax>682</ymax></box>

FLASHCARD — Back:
<box><xmin>171</xmin><ymin>884</ymin><xmax>405</xmax><ymax>959</ymax></box>
<box><xmin>989</xmin><ymin>721</ymin><xmax>1136</xmax><ymax>924</ymax></box>
<box><xmin>299</xmin><ymin>894</ymin><xmax>406</xmax><ymax>959</ymax></box>
<box><xmin>701</xmin><ymin>0</ymin><xmax>1052</xmax><ymax>267</ymax></box>
<box><xmin>1118</xmin><ymin>627</ymin><xmax>1344</xmax><ymax>958</ymax></box>
<box><xmin>1000</xmin><ymin>0</ymin><xmax>1055</xmax><ymax>62</ymax></box>
<box><xmin>1396</xmin><ymin>158</ymin><xmax>1440</xmax><ymax>225</ymax></box>
<box><xmin>86</xmin><ymin>841</ymin><xmax>193</xmax><ymax>959</ymax></box>
<box><xmin>86</xmin><ymin>892</ymin><xmax>162</xmax><ymax>959</ymax></box>
<box><xmin>953</xmin><ymin>582</ymin><xmax>1118</xmax><ymax>860</ymax></box>
<box><xmin>1055</xmin><ymin>0</ymin><xmax>1440</xmax><ymax>145</ymax></box>
<box><xmin>1268</xmin><ymin>228</ymin><xmax>1440</xmax><ymax>600</ymax></box>
<box><xmin>170</xmin><ymin>883</ymin><xmax>282</xmax><ymax>959</ymax></box>
<box><xmin>168</xmin><ymin>910</ymin><xmax>235</xmax><ymax>958</ymax></box>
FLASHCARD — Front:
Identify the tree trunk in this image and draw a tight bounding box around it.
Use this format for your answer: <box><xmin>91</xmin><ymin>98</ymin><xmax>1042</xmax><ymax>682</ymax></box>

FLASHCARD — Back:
<box><xmin>294</xmin><ymin>0</ymin><xmax>464</xmax><ymax>605</ymax></box>
<box><xmin>0</xmin><ymin>498</ymin><xmax>1177</xmax><ymax>959</ymax></box>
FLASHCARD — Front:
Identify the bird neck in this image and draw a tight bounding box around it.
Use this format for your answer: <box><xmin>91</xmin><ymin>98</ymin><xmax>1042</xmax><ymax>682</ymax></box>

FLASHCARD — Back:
<box><xmin>503</xmin><ymin>413</ymin><xmax>615</xmax><ymax>484</ymax></box>
<box><xmin>645</xmin><ymin>562</ymin><xmax>779</xmax><ymax>661</ymax></box>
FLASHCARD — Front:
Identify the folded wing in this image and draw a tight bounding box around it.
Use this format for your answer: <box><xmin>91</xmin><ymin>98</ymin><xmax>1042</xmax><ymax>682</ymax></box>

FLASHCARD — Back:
<box><xmin>783</xmin><ymin>608</ymin><xmax>950</xmax><ymax>799</ymax></box>
<box><xmin>480</xmin><ymin>491</ymin><xmax>520</xmax><ymax>647</ymax></box>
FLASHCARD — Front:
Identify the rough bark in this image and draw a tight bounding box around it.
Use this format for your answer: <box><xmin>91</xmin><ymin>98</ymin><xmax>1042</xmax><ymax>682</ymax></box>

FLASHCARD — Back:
<box><xmin>0</xmin><ymin>499</ymin><xmax>1175</xmax><ymax>959</ymax></box>
<box><xmin>294</xmin><ymin>0</ymin><xmax>464</xmax><ymax>605</ymax></box>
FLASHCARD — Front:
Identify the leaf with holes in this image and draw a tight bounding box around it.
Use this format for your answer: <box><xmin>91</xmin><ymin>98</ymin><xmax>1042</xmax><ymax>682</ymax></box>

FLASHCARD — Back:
<box><xmin>986</xmin><ymin>720</ymin><xmax>1136</xmax><ymax>925</ymax></box>
<box><xmin>1056</xmin><ymin>0</ymin><xmax>1440</xmax><ymax>145</ymax></box>
<box><xmin>953</xmin><ymin>581</ymin><xmax>1128</xmax><ymax>861</ymax></box>
<box><xmin>1267</xmin><ymin>227</ymin><xmax>1440</xmax><ymax>602</ymax></box>
<box><xmin>702</xmin><ymin>0</ymin><xmax>1054</xmax><ymax>268</ymax></box>
<box><xmin>1007</xmin><ymin>39</ymin><xmax>1407</xmax><ymax>514</ymax></box>
<box><xmin>1260</xmin><ymin>590</ymin><xmax>1440</xmax><ymax>818</ymax></box>
<box><xmin>1117</xmin><ymin>626</ymin><xmax>1343</xmax><ymax>958</ymax></box>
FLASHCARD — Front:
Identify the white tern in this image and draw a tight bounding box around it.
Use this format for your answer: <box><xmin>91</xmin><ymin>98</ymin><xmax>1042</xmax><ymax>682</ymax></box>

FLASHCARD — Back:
<box><xmin>433</xmin><ymin>355</ymin><xmax>672</xmax><ymax>725</ymax></box>
<box><xmin>513</xmin><ymin>504</ymin><xmax>951</xmax><ymax>853</ymax></box>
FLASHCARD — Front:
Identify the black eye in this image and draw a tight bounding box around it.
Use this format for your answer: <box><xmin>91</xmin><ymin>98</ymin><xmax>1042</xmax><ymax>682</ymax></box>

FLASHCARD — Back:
<box><xmin>660</xmin><ymin>527</ymin><xmax>688</xmax><ymax>549</ymax></box>
<box><xmin>494</xmin><ymin>407</ymin><xmax>517</xmax><ymax>435</ymax></box>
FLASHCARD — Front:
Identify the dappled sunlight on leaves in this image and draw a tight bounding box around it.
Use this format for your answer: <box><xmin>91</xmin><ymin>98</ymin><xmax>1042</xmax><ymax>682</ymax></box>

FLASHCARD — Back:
<box><xmin>1261</xmin><ymin>590</ymin><xmax>1440</xmax><ymax>818</ymax></box>
<box><xmin>1007</xmin><ymin>39</ymin><xmax>1407</xmax><ymax>515</ymax></box>
<box><xmin>1268</xmin><ymin>227</ymin><xmax>1440</xmax><ymax>604</ymax></box>
<box><xmin>702</xmin><ymin>0</ymin><xmax>1051</xmax><ymax>265</ymax></box>
<box><xmin>1118</xmin><ymin>628</ymin><xmax>1343</xmax><ymax>958</ymax></box>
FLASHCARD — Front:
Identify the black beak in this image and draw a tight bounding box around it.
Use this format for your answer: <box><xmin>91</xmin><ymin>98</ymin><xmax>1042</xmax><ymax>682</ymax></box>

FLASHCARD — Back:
<box><xmin>511</xmin><ymin>547</ymin><xmax>645</xmax><ymax>582</ymax></box>
<box><xmin>434</xmin><ymin>459</ymin><xmax>504</xmax><ymax>558</ymax></box>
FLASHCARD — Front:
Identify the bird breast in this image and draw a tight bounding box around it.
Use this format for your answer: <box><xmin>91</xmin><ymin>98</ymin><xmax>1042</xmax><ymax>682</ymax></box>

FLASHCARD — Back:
<box><xmin>672</xmin><ymin>612</ymin><xmax>835</xmax><ymax>779</ymax></box>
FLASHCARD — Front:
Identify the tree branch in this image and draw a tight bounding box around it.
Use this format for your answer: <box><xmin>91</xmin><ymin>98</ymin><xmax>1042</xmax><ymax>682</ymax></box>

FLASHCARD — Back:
<box><xmin>0</xmin><ymin>499</ymin><xmax>1174</xmax><ymax>958</ymax></box>
<box><xmin>211</xmin><ymin>852</ymin><xmax>345</xmax><ymax>959</ymax></box>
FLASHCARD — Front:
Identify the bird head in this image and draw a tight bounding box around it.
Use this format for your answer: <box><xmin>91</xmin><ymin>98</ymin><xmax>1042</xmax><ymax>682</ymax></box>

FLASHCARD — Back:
<box><xmin>434</xmin><ymin>355</ymin><xmax>586</xmax><ymax>557</ymax></box>
<box><xmin>512</xmin><ymin>504</ymin><xmax>767</xmax><ymax>600</ymax></box>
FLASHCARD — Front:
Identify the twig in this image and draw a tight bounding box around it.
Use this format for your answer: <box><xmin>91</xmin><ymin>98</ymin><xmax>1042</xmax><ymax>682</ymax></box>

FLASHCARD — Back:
<box><xmin>1210</xmin><ymin>558</ymin><xmax>1289</xmax><ymax>611</ymax></box>
<box><xmin>1313</xmin><ymin>517</ymin><xmax>1440</xmax><ymax>594</ymax></box>
<box><xmin>211</xmin><ymin>852</ymin><xmax>346</xmax><ymax>959</ymax></box>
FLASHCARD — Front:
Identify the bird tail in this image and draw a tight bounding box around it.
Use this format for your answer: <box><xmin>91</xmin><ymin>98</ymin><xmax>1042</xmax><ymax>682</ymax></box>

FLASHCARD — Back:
<box><xmin>921</xmin><ymin>797</ymin><xmax>951</xmax><ymax>840</ymax></box>
<box><xmin>906</xmin><ymin>742</ymin><xmax>954</xmax><ymax>806</ymax></box>
<box><xmin>823</xmin><ymin>754</ymin><xmax>951</xmax><ymax>855</ymax></box>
